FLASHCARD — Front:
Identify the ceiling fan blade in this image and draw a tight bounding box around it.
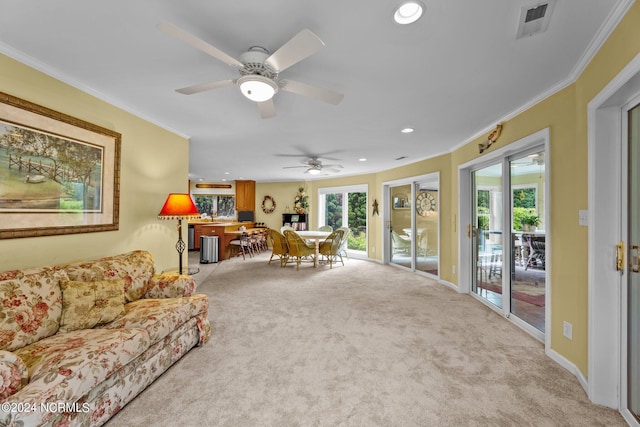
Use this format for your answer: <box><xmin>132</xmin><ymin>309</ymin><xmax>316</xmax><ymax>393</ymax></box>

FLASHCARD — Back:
<box><xmin>257</xmin><ymin>99</ymin><xmax>277</xmax><ymax>119</ymax></box>
<box><xmin>175</xmin><ymin>79</ymin><xmax>235</xmax><ymax>95</ymax></box>
<box><xmin>283</xmin><ymin>165</ymin><xmax>308</xmax><ymax>169</ymax></box>
<box><xmin>158</xmin><ymin>23</ymin><xmax>243</xmax><ymax>68</ymax></box>
<box><xmin>281</xmin><ymin>80</ymin><xmax>344</xmax><ymax>105</ymax></box>
<box><xmin>265</xmin><ymin>29</ymin><xmax>325</xmax><ymax>73</ymax></box>
<box><xmin>322</xmin><ymin>164</ymin><xmax>343</xmax><ymax>168</ymax></box>
<box><xmin>274</xmin><ymin>150</ymin><xmax>342</xmax><ymax>161</ymax></box>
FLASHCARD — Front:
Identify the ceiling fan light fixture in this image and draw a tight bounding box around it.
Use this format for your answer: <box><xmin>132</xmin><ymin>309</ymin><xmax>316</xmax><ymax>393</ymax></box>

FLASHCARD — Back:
<box><xmin>237</xmin><ymin>75</ymin><xmax>278</xmax><ymax>102</ymax></box>
<box><xmin>393</xmin><ymin>1</ymin><xmax>425</xmax><ymax>25</ymax></box>
<box><xmin>308</xmin><ymin>167</ymin><xmax>321</xmax><ymax>175</ymax></box>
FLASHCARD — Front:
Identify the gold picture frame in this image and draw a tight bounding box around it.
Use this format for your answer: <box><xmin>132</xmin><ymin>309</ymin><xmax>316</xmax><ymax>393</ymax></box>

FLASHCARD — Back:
<box><xmin>0</xmin><ymin>91</ymin><xmax>121</xmax><ymax>239</ymax></box>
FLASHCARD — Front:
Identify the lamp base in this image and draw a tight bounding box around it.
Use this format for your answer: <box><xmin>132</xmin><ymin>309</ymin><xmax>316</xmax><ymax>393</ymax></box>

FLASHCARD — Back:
<box><xmin>162</xmin><ymin>265</ymin><xmax>200</xmax><ymax>275</ymax></box>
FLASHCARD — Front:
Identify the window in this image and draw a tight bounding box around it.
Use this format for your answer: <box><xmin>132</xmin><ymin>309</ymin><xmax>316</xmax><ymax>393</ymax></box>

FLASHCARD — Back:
<box><xmin>193</xmin><ymin>195</ymin><xmax>235</xmax><ymax>218</ymax></box>
<box><xmin>318</xmin><ymin>185</ymin><xmax>368</xmax><ymax>255</ymax></box>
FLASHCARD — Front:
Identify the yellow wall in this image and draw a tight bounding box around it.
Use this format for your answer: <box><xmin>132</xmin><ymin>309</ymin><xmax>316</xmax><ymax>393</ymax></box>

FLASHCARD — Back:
<box><xmin>0</xmin><ymin>54</ymin><xmax>190</xmax><ymax>272</ymax></box>
<box><xmin>255</xmin><ymin>182</ymin><xmax>307</xmax><ymax>231</ymax></box>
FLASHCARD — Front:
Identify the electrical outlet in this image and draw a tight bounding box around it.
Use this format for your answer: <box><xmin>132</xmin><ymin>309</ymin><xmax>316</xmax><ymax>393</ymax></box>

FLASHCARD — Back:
<box><xmin>563</xmin><ymin>321</ymin><xmax>573</xmax><ymax>340</ymax></box>
<box><xmin>371</xmin><ymin>247</ymin><xmax>375</xmax><ymax>253</ymax></box>
<box><xmin>452</xmin><ymin>265</ymin><xmax>456</xmax><ymax>274</ymax></box>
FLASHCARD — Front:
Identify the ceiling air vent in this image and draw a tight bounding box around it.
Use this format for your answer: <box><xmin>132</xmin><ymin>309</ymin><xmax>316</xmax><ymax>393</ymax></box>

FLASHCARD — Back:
<box><xmin>516</xmin><ymin>0</ymin><xmax>555</xmax><ymax>39</ymax></box>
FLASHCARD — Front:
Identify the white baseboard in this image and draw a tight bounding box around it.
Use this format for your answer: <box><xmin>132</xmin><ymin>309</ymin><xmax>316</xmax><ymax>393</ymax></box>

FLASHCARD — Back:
<box><xmin>438</xmin><ymin>279</ymin><xmax>459</xmax><ymax>292</ymax></box>
<box><xmin>546</xmin><ymin>348</ymin><xmax>589</xmax><ymax>396</ymax></box>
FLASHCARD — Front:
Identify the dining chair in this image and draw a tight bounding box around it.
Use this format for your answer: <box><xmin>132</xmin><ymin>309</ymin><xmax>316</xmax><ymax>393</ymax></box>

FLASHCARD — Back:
<box><xmin>336</xmin><ymin>227</ymin><xmax>351</xmax><ymax>260</ymax></box>
<box><xmin>267</xmin><ymin>229</ymin><xmax>289</xmax><ymax>267</ymax></box>
<box><xmin>488</xmin><ymin>251</ymin><xmax>502</xmax><ymax>278</ymax></box>
<box><xmin>525</xmin><ymin>236</ymin><xmax>545</xmax><ymax>270</ymax></box>
<box><xmin>319</xmin><ymin>229</ymin><xmax>345</xmax><ymax>269</ymax></box>
<box><xmin>229</xmin><ymin>232</ymin><xmax>252</xmax><ymax>260</ymax></box>
<box><xmin>318</xmin><ymin>225</ymin><xmax>333</xmax><ymax>232</ymax></box>
<box><xmin>283</xmin><ymin>230</ymin><xmax>315</xmax><ymax>270</ymax></box>
<box><xmin>280</xmin><ymin>225</ymin><xmax>294</xmax><ymax>234</ymax></box>
<box><xmin>391</xmin><ymin>230</ymin><xmax>411</xmax><ymax>254</ymax></box>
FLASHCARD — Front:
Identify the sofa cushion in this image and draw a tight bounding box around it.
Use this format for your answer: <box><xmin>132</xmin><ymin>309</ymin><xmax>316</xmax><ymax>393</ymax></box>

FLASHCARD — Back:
<box><xmin>63</xmin><ymin>250</ymin><xmax>155</xmax><ymax>303</ymax></box>
<box><xmin>0</xmin><ymin>350</ymin><xmax>28</xmax><ymax>400</ymax></box>
<box><xmin>59</xmin><ymin>279</ymin><xmax>126</xmax><ymax>333</ymax></box>
<box><xmin>12</xmin><ymin>328</ymin><xmax>151</xmax><ymax>409</ymax></box>
<box><xmin>0</xmin><ymin>270</ymin><xmax>68</xmax><ymax>351</ymax></box>
<box><xmin>99</xmin><ymin>294</ymin><xmax>209</xmax><ymax>344</ymax></box>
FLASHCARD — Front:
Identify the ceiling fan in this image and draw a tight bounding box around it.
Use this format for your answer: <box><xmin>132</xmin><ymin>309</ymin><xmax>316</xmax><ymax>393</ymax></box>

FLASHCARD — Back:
<box><xmin>158</xmin><ymin>23</ymin><xmax>344</xmax><ymax>119</ymax></box>
<box><xmin>283</xmin><ymin>157</ymin><xmax>343</xmax><ymax>175</ymax></box>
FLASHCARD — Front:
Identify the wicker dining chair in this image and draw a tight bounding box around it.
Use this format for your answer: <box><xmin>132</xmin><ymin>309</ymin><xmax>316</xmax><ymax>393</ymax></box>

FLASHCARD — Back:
<box><xmin>318</xmin><ymin>225</ymin><xmax>333</xmax><ymax>232</ymax></box>
<box><xmin>319</xmin><ymin>229</ymin><xmax>345</xmax><ymax>269</ymax></box>
<box><xmin>267</xmin><ymin>229</ymin><xmax>289</xmax><ymax>268</ymax></box>
<box><xmin>336</xmin><ymin>227</ymin><xmax>351</xmax><ymax>260</ymax></box>
<box><xmin>283</xmin><ymin>230</ymin><xmax>315</xmax><ymax>270</ymax></box>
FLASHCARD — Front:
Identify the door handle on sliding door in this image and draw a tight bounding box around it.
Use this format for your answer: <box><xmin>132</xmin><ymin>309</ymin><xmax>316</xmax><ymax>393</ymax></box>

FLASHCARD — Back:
<box><xmin>630</xmin><ymin>244</ymin><xmax>640</xmax><ymax>273</ymax></box>
<box><xmin>616</xmin><ymin>241</ymin><xmax>625</xmax><ymax>272</ymax></box>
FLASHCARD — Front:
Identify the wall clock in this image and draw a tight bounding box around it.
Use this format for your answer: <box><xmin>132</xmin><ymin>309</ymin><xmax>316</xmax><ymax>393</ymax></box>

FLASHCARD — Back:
<box><xmin>416</xmin><ymin>191</ymin><xmax>436</xmax><ymax>216</ymax></box>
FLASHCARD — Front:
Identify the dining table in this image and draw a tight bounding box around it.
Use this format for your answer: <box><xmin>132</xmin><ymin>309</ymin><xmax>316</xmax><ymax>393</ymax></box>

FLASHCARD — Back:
<box><xmin>295</xmin><ymin>230</ymin><xmax>331</xmax><ymax>267</ymax></box>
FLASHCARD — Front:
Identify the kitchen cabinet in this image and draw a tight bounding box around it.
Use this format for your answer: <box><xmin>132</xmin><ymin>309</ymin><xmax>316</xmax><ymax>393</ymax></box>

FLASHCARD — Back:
<box><xmin>235</xmin><ymin>180</ymin><xmax>255</xmax><ymax>211</ymax></box>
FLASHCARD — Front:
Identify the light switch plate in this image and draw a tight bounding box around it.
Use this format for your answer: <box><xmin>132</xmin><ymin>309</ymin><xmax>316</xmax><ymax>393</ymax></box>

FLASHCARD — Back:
<box><xmin>579</xmin><ymin>210</ymin><xmax>588</xmax><ymax>226</ymax></box>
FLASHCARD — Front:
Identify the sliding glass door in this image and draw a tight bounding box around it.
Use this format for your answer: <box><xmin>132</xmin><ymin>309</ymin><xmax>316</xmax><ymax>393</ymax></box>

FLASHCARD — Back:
<box><xmin>385</xmin><ymin>173</ymin><xmax>439</xmax><ymax>276</ymax></box>
<box><xmin>415</xmin><ymin>181</ymin><xmax>438</xmax><ymax>275</ymax></box>
<box><xmin>510</xmin><ymin>151</ymin><xmax>546</xmax><ymax>332</ymax></box>
<box><xmin>472</xmin><ymin>163</ymin><xmax>503</xmax><ymax>308</ymax></box>
<box><xmin>389</xmin><ymin>184</ymin><xmax>412</xmax><ymax>268</ymax></box>
<box><xmin>627</xmin><ymin>102</ymin><xmax>640</xmax><ymax>421</ymax></box>
<box><xmin>467</xmin><ymin>146</ymin><xmax>547</xmax><ymax>336</ymax></box>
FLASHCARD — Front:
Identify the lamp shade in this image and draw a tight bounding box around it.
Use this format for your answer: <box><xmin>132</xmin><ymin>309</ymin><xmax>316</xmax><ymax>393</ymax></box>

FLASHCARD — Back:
<box><xmin>157</xmin><ymin>193</ymin><xmax>200</xmax><ymax>220</ymax></box>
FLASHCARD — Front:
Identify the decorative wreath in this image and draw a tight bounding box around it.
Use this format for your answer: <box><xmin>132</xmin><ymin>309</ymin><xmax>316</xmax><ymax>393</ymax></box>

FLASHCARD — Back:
<box><xmin>261</xmin><ymin>195</ymin><xmax>276</xmax><ymax>214</ymax></box>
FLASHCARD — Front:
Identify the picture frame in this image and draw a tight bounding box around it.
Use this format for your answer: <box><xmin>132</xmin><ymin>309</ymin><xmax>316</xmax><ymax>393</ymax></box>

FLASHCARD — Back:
<box><xmin>393</xmin><ymin>196</ymin><xmax>410</xmax><ymax>210</ymax></box>
<box><xmin>0</xmin><ymin>91</ymin><xmax>121</xmax><ymax>239</ymax></box>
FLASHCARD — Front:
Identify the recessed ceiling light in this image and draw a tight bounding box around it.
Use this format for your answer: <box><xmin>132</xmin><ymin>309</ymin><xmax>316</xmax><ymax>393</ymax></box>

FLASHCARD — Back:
<box><xmin>222</xmin><ymin>178</ymin><xmax>226</xmax><ymax>182</ymax></box>
<box><xmin>224</xmin><ymin>172</ymin><xmax>230</xmax><ymax>175</ymax></box>
<box><xmin>393</xmin><ymin>1</ymin><xmax>425</xmax><ymax>25</ymax></box>
<box><xmin>359</xmin><ymin>158</ymin><xmax>367</xmax><ymax>162</ymax></box>
<box><xmin>198</xmin><ymin>178</ymin><xmax>204</xmax><ymax>181</ymax></box>
<box><xmin>401</xmin><ymin>127</ymin><xmax>415</xmax><ymax>133</ymax></box>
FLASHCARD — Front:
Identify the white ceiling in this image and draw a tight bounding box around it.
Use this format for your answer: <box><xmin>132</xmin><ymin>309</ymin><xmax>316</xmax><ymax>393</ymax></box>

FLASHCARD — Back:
<box><xmin>0</xmin><ymin>0</ymin><xmax>628</xmax><ymax>182</ymax></box>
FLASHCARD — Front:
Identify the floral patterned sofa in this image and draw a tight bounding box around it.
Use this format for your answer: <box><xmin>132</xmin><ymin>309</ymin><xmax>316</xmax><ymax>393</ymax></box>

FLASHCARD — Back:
<box><xmin>0</xmin><ymin>250</ymin><xmax>211</xmax><ymax>426</ymax></box>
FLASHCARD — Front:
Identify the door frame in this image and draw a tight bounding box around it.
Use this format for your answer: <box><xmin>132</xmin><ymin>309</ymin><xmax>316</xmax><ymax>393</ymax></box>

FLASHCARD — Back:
<box><xmin>458</xmin><ymin>127</ymin><xmax>550</xmax><ymax>346</ymax></box>
<box><xmin>588</xmin><ymin>51</ymin><xmax>640</xmax><ymax>421</ymax></box>
<box><xmin>382</xmin><ymin>172</ymin><xmax>439</xmax><ymax>272</ymax></box>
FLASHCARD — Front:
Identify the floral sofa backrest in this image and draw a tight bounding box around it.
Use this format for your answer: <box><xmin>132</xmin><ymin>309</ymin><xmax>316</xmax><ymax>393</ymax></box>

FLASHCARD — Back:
<box><xmin>0</xmin><ymin>250</ymin><xmax>156</xmax><ymax>354</ymax></box>
<box><xmin>61</xmin><ymin>250</ymin><xmax>155</xmax><ymax>303</ymax></box>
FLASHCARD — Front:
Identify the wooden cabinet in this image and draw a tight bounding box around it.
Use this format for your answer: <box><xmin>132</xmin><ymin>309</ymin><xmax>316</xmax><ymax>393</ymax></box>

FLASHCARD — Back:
<box><xmin>235</xmin><ymin>180</ymin><xmax>256</xmax><ymax>211</ymax></box>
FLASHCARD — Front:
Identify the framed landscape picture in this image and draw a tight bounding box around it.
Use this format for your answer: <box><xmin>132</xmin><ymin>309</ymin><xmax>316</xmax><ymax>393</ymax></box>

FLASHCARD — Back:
<box><xmin>0</xmin><ymin>91</ymin><xmax>121</xmax><ymax>239</ymax></box>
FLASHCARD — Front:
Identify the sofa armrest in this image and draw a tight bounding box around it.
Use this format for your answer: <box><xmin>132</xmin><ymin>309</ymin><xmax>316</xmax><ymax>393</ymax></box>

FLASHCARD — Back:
<box><xmin>144</xmin><ymin>274</ymin><xmax>196</xmax><ymax>299</ymax></box>
<box><xmin>0</xmin><ymin>350</ymin><xmax>28</xmax><ymax>400</ymax></box>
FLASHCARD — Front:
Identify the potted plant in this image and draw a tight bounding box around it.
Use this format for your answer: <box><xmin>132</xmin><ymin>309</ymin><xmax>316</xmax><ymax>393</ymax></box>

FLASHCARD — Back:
<box><xmin>522</xmin><ymin>214</ymin><xmax>540</xmax><ymax>232</ymax></box>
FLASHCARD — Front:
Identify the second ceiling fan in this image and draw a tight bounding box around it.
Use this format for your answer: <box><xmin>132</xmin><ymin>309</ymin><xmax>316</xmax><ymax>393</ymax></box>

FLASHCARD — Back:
<box><xmin>159</xmin><ymin>23</ymin><xmax>344</xmax><ymax>119</ymax></box>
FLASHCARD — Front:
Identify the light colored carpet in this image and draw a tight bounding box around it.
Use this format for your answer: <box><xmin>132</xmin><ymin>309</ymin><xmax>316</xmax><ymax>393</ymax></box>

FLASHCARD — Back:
<box><xmin>107</xmin><ymin>252</ymin><xmax>625</xmax><ymax>426</ymax></box>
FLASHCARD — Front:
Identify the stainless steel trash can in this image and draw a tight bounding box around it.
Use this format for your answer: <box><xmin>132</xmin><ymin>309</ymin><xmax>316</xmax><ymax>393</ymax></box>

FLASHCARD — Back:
<box><xmin>200</xmin><ymin>236</ymin><xmax>218</xmax><ymax>263</ymax></box>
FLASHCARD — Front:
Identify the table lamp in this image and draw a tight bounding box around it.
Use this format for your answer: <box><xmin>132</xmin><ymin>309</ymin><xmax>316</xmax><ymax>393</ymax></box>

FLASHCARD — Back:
<box><xmin>157</xmin><ymin>193</ymin><xmax>200</xmax><ymax>274</ymax></box>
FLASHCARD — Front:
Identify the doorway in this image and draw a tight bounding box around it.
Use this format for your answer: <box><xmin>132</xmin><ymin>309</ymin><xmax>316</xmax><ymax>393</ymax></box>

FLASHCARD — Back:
<box><xmin>459</xmin><ymin>129</ymin><xmax>549</xmax><ymax>342</ymax></box>
<box><xmin>627</xmin><ymin>100</ymin><xmax>640</xmax><ymax>423</ymax></box>
<box><xmin>588</xmin><ymin>53</ymin><xmax>640</xmax><ymax>419</ymax></box>
<box><xmin>384</xmin><ymin>173</ymin><xmax>439</xmax><ymax>277</ymax></box>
